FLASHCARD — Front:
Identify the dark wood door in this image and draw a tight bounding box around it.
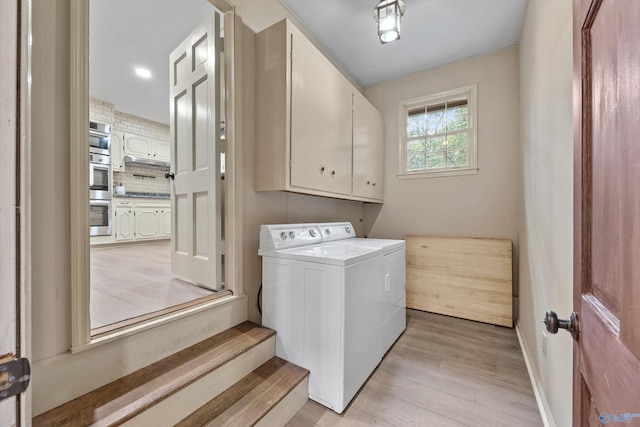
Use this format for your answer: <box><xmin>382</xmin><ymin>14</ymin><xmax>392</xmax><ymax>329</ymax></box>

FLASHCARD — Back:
<box><xmin>573</xmin><ymin>0</ymin><xmax>640</xmax><ymax>425</ymax></box>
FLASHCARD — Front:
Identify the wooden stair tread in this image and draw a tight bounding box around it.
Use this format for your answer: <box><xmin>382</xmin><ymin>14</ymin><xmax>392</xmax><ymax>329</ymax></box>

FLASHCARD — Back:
<box><xmin>176</xmin><ymin>356</ymin><xmax>310</xmax><ymax>427</ymax></box>
<box><xmin>33</xmin><ymin>322</ymin><xmax>275</xmax><ymax>427</ymax></box>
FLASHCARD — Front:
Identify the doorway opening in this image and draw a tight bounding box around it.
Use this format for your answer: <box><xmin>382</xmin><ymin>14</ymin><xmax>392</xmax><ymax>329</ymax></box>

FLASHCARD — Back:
<box><xmin>88</xmin><ymin>0</ymin><xmax>228</xmax><ymax>335</ymax></box>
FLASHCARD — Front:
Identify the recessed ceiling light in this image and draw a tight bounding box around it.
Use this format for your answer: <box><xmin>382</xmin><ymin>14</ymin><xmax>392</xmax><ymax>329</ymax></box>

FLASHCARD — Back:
<box><xmin>135</xmin><ymin>67</ymin><xmax>152</xmax><ymax>79</ymax></box>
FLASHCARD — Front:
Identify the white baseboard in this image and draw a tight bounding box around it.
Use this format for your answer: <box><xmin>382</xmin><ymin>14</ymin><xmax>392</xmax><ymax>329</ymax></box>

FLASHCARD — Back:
<box><xmin>515</xmin><ymin>321</ymin><xmax>556</xmax><ymax>427</ymax></box>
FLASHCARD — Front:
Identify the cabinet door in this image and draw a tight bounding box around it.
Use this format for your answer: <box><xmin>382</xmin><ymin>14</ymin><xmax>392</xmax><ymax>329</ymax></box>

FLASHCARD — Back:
<box><xmin>152</xmin><ymin>139</ymin><xmax>170</xmax><ymax>161</ymax></box>
<box><xmin>111</xmin><ymin>131</ymin><xmax>125</xmax><ymax>172</ymax></box>
<box><xmin>115</xmin><ymin>208</ymin><xmax>135</xmax><ymax>241</ymax></box>
<box><xmin>159</xmin><ymin>208</ymin><xmax>171</xmax><ymax>237</ymax></box>
<box><xmin>124</xmin><ymin>133</ymin><xmax>152</xmax><ymax>157</ymax></box>
<box><xmin>289</xmin><ymin>26</ymin><xmax>353</xmax><ymax>196</ymax></box>
<box><xmin>353</xmin><ymin>92</ymin><xmax>384</xmax><ymax>201</ymax></box>
<box><xmin>135</xmin><ymin>208</ymin><xmax>159</xmax><ymax>240</ymax></box>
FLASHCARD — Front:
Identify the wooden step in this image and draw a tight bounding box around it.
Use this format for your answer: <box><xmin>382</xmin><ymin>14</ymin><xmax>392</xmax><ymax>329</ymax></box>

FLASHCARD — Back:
<box><xmin>33</xmin><ymin>322</ymin><xmax>275</xmax><ymax>427</ymax></box>
<box><xmin>176</xmin><ymin>356</ymin><xmax>310</xmax><ymax>427</ymax></box>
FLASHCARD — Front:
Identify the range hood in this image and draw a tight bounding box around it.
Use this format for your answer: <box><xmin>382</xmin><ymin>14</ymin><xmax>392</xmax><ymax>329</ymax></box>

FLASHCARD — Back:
<box><xmin>124</xmin><ymin>155</ymin><xmax>170</xmax><ymax>168</ymax></box>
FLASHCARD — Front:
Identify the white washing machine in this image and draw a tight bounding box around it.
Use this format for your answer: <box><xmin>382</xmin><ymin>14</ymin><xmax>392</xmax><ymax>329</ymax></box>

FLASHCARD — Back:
<box><xmin>259</xmin><ymin>222</ymin><xmax>406</xmax><ymax>413</ymax></box>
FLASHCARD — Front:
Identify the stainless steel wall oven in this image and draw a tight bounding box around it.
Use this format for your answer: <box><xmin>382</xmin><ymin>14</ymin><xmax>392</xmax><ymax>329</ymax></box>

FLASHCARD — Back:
<box><xmin>89</xmin><ymin>121</ymin><xmax>111</xmax><ymax>155</ymax></box>
<box><xmin>89</xmin><ymin>121</ymin><xmax>112</xmax><ymax>236</ymax></box>
<box><xmin>90</xmin><ymin>199</ymin><xmax>112</xmax><ymax>236</ymax></box>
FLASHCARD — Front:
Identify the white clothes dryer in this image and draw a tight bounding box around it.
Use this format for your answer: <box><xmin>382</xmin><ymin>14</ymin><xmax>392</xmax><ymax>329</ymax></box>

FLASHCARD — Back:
<box><xmin>259</xmin><ymin>222</ymin><xmax>406</xmax><ymax>413</ymax></box>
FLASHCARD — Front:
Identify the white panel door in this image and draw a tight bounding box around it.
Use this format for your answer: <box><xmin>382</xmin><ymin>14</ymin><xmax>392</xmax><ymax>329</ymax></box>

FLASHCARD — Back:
<box><xmin>169</xmin><ymin>13</ymin><xmax>221</xmax><ymax>289</ymax></box>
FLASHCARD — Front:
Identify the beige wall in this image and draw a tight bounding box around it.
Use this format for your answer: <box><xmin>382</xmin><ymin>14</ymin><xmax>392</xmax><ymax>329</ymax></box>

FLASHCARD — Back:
<box><xmin>362</xmin><ymin>48</ymin><xmax>519</xmax><ymax>243</ymax></box>
<box><xmin>517</xmin><ymin>1</ymin><xmax>574</xmax><ymax>426</ymax></box>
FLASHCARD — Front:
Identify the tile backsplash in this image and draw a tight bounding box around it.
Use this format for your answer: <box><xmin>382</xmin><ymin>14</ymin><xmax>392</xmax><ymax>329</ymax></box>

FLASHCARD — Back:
<box><xmin>90</xmin><ymin>98</ymin><xmax>172</xmax><ymax>195</ymax></box>
<box><xmin>114</xmin><ymin>163</ymin><xmax>170</xmax><ymax>195</ymax></box>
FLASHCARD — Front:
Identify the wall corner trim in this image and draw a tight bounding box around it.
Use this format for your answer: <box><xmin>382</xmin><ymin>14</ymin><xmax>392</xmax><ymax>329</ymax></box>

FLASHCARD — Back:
<box><xmin>515</xmin><ymin>320</ymin><xmax>557</xmax><ymax>427</ymax></box>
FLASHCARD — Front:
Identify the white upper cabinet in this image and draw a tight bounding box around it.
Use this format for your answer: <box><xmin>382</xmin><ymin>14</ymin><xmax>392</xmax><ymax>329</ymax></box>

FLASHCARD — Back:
<box><xmin>111</xmin><ymin>130</ymin><xmax>125</xmax><ymax>172</ymax></box>
<box><xmin>124</xmin><ymin>133</ymin><xmax>152</xmax><ymax>157</ymax></box>
<box><xmin>289</xmin><ymin>27</ymin><xmax>353</xmax><ymax>196</ymax></box>
<box><xmin>353</xmin><ymin>91</ymin><xmax>384</xmax><ymax>201</ymax></box>
<box><xmin>255</xmin><ymin>19</ymin><xmax>384</xmax><ymax>203</ymax></box>
<box><xmin>124</xmin><ymin>133</ymin><xmax>170</xmax><ymax>162</ymax></box>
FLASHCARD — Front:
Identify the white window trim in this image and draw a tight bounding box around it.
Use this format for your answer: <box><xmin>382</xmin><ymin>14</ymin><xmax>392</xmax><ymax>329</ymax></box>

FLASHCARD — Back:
<box><xmin>397</xmin><ymin>84</ymin><xmax>478</xmax><ymax>179</ymax></box>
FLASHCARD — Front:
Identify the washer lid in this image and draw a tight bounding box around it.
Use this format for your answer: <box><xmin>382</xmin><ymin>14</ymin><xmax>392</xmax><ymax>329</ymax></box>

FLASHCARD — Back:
<box><xmin>259</xmin><ymin>241</ymin><xmax>381</xmax><ymax>266</ymax></box>
<box><xmin>347</xmin><ymin>238</ymin><xmax>406</xmax><ymax>254</ymax></box>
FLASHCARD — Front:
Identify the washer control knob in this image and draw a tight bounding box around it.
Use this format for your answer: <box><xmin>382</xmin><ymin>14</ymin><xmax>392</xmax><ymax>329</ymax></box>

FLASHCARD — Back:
<box><xmin>309</xmin><ymin>229</ymin><xmax>317</xmax><ymax>237</ymax></box>
<box><xmin>289</xmin><ymin>231</ymin><xmax>296</xmax><ymax>239</ymax></box>
<box><xmin>345</xmin><ymin>226</ymin><xmax>351</xmax><ymax>234</ymax></box>
<box><xmin>280</xmin><ymin>231</ymin><xmax>288</xmax><ymax>240</ymax></box>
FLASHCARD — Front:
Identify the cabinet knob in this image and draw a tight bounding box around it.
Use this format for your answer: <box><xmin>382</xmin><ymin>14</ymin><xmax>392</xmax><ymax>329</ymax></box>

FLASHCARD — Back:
<box><xmin>165</xmin><ymin>172</ymin><xmax>175</xmax><ymax>180</ymax></box>
<box><xmin>320</xmin><ymin>166</ymin><xmax>325</xmax><ymax>173</ymax></box>
<box><xmin>372</xmin><ymin>183</ymin><xmax>376</xmax><ymax>186</ymax></box>
<box><xmin>367</xmin><ymin>181</ymin><xmax>370</xmax><ymax>185</ymax></box>
<box><xmin>331</xmin><ymin>170</ymin><xmax>336</xmax><ymax>176</ymax></box>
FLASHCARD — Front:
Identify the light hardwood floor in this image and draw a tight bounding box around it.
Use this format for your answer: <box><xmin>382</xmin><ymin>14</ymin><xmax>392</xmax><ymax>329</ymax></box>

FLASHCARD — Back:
<box><xmin>287</xmin><ymin>309</ymin><xmax>543</xmax><ymax>427</ymax></box>
<box><xmin>90</xmin><ymin>241</ymin><xmax>216</xmax><ymax>330</ymax></box>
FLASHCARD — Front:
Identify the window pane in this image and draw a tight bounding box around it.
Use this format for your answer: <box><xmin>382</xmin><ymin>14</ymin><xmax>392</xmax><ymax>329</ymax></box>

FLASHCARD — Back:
<box><xmin>407</xmin><ymin>112</ymin><xmax>426</xmax><ymax>137</ymax></box>
<box><xmin>407</xmin><ymin>139</ymin><xmax>425</xmax><ymax>155</ymax></box>
<box><xmin>426</xmin><ymin>136</ymin><xmax>446</xmax><ymax>152</ymax></box>
<box><xmin>446</xmin><ymin>107</ymin><xmax>468</xmax><ymax>132</ymax></box>
<box><xmin>426</xmin><ymin>152</ymin><xmax>446</xmax><ymax>169</ymax></box>
<box><xmin>446</xmin><ymin>133</ymin><xmax>468</xmax><ymax>151</ymax></box>
<box><xmin>407</xmin><ymin>153</ymin><xmax>425</xmax><ymax>171</ymax></box>
<box><xmin>427</xmin><ymin>110</ymin><xmax>446</xmax><ymax>135</ymax></box>
<box><xmin>446</xmin><ymin>149</ymin><xmax>468</xmax><ymax>167</ymax></box>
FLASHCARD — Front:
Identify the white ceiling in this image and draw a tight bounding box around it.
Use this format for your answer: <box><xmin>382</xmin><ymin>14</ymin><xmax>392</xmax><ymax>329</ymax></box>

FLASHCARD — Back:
<box><xmin>89</xmin><ymin>0</ymin><xmax>215</xmax><ymax>125</ymax></box>
<box><xmin>90</xmin><ymin>0</ymin><xmax>527</xmax><ymax>126</ymax></box>
<box><xmin>281</xmin><ymin>0</ymin><xmax>528</xmax><ymax>87</ymax></box>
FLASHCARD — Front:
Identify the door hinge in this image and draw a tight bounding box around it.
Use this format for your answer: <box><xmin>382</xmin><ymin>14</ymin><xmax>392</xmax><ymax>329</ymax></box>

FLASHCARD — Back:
<box><xmin>219</xmin><ymin>239</ymin><xmax>226</xmax><ymax>255</ymax></box>
<box><xmin>0</xmin><ymin>357</ymin><xmax>31</xmax><ymax>400</ymax></box>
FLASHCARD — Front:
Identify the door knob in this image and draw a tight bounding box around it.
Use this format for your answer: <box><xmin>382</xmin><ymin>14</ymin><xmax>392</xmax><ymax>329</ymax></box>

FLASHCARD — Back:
<box><xmin>165</xmin><ymin>172</ymin><xmax>175</xmax><ymax>180</ymax></box>
<box><xmin>543</xmin><ymin>310</ymin><xmax>578</xmax><ymax>339</ymax></box>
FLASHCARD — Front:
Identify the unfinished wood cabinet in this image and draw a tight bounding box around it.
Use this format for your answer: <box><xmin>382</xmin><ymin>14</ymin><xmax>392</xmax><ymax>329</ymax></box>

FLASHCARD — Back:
<box><xmin>255</xmin><ymin>19</ymin><xmax>384</xmax><ymax>202</ymax></box>
<box><xmin>406</xmin><ymin>236</ymin><xmax>513</xmax><ymax>327</ymax></box>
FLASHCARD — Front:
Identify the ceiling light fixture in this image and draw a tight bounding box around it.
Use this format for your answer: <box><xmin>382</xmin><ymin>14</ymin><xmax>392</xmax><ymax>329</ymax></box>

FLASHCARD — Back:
<box><xmin>373</xmin><ymin>0</ymin><xmax>406</xmax><ymax>44</ymax></box>
<box><xmin>135</xmin><ymin>67</ymin><xmax>152</xmax><ymax>79</ymax></box>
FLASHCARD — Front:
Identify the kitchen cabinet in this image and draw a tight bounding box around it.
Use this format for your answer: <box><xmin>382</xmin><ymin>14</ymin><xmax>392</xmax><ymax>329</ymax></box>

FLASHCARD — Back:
<box><xmin>135</xmin><ymin>207</ymin><xmax>160</xmax><ymax>240</ymax></box>
<box><xmin>255</xmin><ymin>19</ymin><xmax>384</xmax><ymax>202</ymax></box>
<box><xmin>352</xmin><ymin>92</ymin><xmax>384</xmax><ymax>201</ymax></box>
<box><xmin>115</xmin><ymin>204</ymin><xmax>135</xmax><ymax>242</ymax></box>
<box><xmin>124</xmin><ymin>133</ymin><xmax>170</xmax><ymax>162</ymax></box>
<box><xmin>114</xmin><ymin>199</ymin><xmax>170</xmax><ymax>242</ymax></box>
<box><xmin>159</xmin><ymin>208</ymin><xmax>171</xmax><ymax>237</ymax></box>
<box><xmin>111</xmin><ymin>130</ymin><xmax>125</xmax><ymax>172</ymax></box>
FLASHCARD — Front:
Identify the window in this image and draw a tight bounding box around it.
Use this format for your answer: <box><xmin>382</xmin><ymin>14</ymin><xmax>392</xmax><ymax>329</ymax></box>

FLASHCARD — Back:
<box><xmin>399</xmin><ymin>84</ymin><xmax>478</xmax><ymax>178</ymax></box>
